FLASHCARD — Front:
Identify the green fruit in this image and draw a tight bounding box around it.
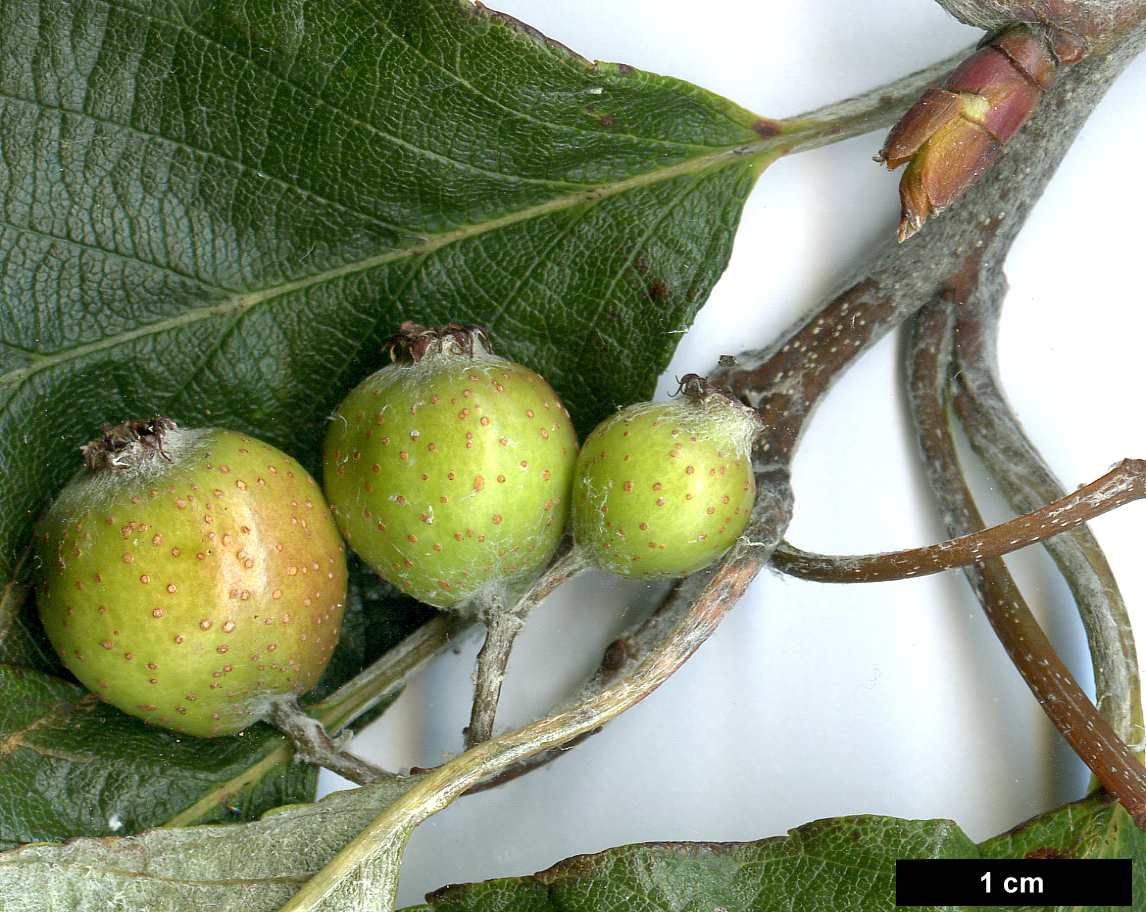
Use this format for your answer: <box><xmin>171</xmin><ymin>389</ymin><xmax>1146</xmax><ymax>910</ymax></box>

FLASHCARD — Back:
<box><xmin>571</xmin><ymin>375</ymin><xmax>763</xmax><ymax>578</ymax></box>
<box><xmin>323</xmin><ymin>322</ymin><xmax>578</xmax><ymax>610</ymax></box>
<box><xmin>34</xmin><ymin>418</ymin><xmax>348</xmax><ymax>738</ymax></box>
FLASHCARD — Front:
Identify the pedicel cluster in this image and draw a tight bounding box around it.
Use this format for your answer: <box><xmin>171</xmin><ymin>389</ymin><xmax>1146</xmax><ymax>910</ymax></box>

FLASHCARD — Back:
<box><xmin>32</xmin><ymin>324</ymin><xmax>763</xmax><ymax>738</ymax></box>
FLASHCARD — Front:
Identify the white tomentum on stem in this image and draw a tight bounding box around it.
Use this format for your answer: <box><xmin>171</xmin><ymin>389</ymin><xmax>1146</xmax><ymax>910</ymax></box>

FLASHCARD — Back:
<box><xmin>279</xmin><ymin>474</ymin><xmax>792</xmax><ymax>912</ymax></box>
<box><xmin>297</xmin><ymin>12</ymin><xmax>1146</xmax><ymax>901</ymax></box>
<box><xmin>267</xmin><ymin>7</ymin><xmax>1146</xmax><ymax>905</ymax></box>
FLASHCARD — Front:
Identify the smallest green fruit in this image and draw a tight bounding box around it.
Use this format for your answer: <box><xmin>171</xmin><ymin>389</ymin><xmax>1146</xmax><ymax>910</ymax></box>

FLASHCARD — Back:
<box><xmin>572</xmin><ymin>375</ymin><xmax>763</xmax><ymax>578</ymax></box>
<box><xmin>34</xmin><ymin>418</ymin><xmax>348</xmax><ymax>737</ymax></box>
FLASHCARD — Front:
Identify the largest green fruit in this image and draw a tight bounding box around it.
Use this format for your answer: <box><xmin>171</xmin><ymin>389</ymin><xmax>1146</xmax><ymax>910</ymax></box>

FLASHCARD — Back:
<box><xmin>323</xmin><ymin>323</ymin><xmax>578</xmax><ymax>610</ymax></box>
<box><xmin>34</xmin><ymin>419</ymin><xmax>347</xmax><ymax>738</ymax></box>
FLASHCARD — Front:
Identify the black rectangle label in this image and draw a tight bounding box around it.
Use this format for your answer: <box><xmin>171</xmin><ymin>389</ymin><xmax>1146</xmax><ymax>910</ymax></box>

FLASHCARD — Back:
<box><xmin>895</xmin><ymin>858</ymin><xmax>1133</xmax><ymax>906</ymax></box>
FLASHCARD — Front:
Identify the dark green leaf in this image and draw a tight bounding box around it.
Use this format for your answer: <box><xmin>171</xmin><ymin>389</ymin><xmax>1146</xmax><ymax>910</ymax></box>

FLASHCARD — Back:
<box><xmin>0</xmin><ymin>0</ymin><xmax>769</xmax><ymax>581</ymax></box>
<box><xmin>0</xmin><ymin>663</ymin><xmax>317</xmax><ymax>847</ymax></box>
<box><xmin>414</xmin><ymin>799</ymin><xmax>1146</xmax><ymax>912</ymax></box>
<box><xmin>418</xmin><ymin>816</ymin><xmax>977</xmax><ymax>912</ymax></box>
<box><xmin>977</xmin><ymin>790</ymin><xmax>1144</xmax><ymax>912</ymax></box>
<box><xmin>414</xmin><ymin>797</ymin><xmax>1146</xmax><ymax>911</ymax></box>
<box><xmin>0</xmin><ymin>0</ymin><xmax>769</xmax><ymax>844</ymax></box>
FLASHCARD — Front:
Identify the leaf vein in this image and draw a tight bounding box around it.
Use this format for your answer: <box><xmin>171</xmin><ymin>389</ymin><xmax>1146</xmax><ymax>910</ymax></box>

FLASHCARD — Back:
<box><xmin>0</xmin><ymin>143</ymin><xmax>767</xmax><ymax>394</ymax></box>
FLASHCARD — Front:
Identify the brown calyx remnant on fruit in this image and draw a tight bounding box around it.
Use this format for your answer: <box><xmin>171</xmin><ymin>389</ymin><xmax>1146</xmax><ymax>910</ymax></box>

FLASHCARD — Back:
<box><xmin>674</xmin><ymin>373</ymin><xmax>766</xmax><ymax>449</ymax></box>
<box><xmin>673</xmin><ymin>372</ymin><xmax>741</xmax><ymax>403</ymax></box>
<box><xmin>386</xmin><ymin>320</ymin><xmax>493</xmax><ymax>363</ymax></box>
<box><xmin>80</xmin><ymin>417</ymin><xmax>178</xmax><ymax>471</ymax></box>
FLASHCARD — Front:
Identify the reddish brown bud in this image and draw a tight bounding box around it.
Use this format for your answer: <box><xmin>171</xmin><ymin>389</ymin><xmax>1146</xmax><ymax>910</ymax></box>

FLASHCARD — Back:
<box><xmin>876</xmin><ymin>23</ymin><xmax>1084</xmax><ymax>241</ymax></box>
<box><xmin>878</xmin><ymin>88</ymin><xmax>965</xmax><ymax>169</ymax></box>
<box><xmin>991</xmin><ymin>26</ymin><xmax>1059</xmax><ymax>85</ymax></box>
<box><xmin>1046</xmin><ymin>28</ymin><xmax>1087</xmax><ymax>66</ymax></box>
<box><xmin>896</xmin><ymin>123</ymin><xmax>1000</xmax><ymax>241</ymax></box>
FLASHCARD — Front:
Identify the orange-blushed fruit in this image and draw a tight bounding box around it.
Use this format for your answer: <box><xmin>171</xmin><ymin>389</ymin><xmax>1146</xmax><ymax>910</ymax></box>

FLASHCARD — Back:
<box><xmin>34</xmin><ymin>418</ymin><xmax>347</xmax><ymax>737</ymax></box>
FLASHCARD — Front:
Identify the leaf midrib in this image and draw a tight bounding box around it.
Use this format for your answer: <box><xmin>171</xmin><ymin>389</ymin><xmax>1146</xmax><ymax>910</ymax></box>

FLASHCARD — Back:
<box><xmin>0</xmin><ymin>137</ymin><xmax>775</xmax><ymax>392</ymax></box>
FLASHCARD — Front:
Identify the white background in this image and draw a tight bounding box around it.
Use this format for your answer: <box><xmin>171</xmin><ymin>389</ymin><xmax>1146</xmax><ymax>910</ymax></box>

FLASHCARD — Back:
<box><xmin>317</xmin><ymin>1</ymin><xmax>1146</xmax><ymax>906</ymax></box>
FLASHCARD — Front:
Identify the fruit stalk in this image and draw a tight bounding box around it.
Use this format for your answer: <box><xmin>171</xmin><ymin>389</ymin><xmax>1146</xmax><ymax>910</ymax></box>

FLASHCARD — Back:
<box><xmin>269</xmin><ymin>698</ymin><xmax>398</xmax><ymax>784</ymax></box>
<box><xmin>465</xmin><ymin>543</ymin><xmax>587</xmax><ymax>748</ymax></box>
